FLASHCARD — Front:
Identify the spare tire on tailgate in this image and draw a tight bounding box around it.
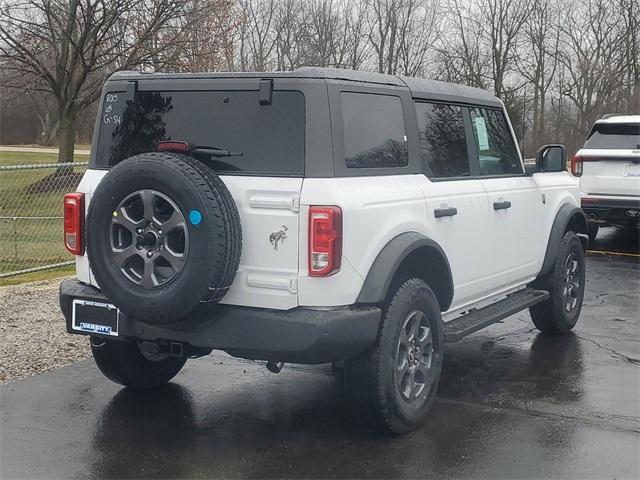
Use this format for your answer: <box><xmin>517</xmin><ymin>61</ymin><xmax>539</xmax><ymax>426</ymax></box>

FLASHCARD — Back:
<box><xmin>86</xmin><ymin>152</ymin><xmax>242</xmax><ymax>323</ymax></box>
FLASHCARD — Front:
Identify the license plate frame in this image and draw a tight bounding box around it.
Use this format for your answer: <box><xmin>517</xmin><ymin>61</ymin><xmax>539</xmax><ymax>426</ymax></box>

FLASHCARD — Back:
<box><xmin>72</xmin><ymin>299</ymin><xmax>120</xmax><ymax>336</ymax></box>
<box><xmin>623</xmin><ymin>163</ymin><xmax>640</xmax><ymax>177</ymax></box>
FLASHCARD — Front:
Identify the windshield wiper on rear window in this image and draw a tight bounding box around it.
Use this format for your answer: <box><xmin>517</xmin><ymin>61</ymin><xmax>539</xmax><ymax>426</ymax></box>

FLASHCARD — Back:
<box><xmin>193</xmin><ymin>145</ymin><xmax>243</xmax><ymax>158</ymax></box>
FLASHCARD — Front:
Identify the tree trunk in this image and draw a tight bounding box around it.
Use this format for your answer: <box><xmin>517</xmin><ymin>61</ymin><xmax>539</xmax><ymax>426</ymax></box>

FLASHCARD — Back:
<box><xmin>57</xmin><ymin>111</ymin><xmax>77</xmax><ymax>173</ymax></box>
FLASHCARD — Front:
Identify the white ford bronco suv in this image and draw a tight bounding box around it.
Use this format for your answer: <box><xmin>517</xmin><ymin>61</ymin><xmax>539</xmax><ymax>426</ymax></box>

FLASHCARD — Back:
<box><xmin>60</xmin><ymin>68</ymin><xmax>588</xmax><ymax>434</ymax></box>
<box><xmin>572</xmin><ymin>115</ymin><xmax>640</xmax><ymax>241</ymax></box>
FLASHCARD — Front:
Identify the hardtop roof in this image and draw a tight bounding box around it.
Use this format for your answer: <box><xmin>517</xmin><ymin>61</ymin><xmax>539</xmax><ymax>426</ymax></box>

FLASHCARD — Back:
<box><xmin>109</xmin><ymin>66</ymin><xmax>502</xmax><ymax>107</ymax></box>
<box><xmin>595</xmin><ymin>115</ymin><xmax>640</xmax><ymax>125</ymax></box>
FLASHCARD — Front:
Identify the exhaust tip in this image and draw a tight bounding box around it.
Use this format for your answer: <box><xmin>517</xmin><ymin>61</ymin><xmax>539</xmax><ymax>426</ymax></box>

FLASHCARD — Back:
<box><xmin>266</xmin><ymin>361</ymin><xmax>284</xmax><ymax>374</ymax></box>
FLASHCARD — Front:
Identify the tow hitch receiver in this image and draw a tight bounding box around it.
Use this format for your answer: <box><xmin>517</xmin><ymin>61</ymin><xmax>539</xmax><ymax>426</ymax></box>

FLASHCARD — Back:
<box><xmin>138</xmin><ymin>340</ymin><xmax>184</xmax><ymax>358</ymax></box>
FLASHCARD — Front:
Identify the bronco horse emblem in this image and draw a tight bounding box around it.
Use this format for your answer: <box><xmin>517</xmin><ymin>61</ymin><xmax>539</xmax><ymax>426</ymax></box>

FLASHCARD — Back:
<box><xmin>269</xmin><ymin>225</ymin><xmax>288</xmax><ymax>250</ymax></box>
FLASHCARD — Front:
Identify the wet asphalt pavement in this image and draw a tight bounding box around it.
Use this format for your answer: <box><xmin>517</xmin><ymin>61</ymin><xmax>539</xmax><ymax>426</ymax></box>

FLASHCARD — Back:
<box><xmin>2</xmin><ymin>227</ymin><xmax>639</xmax><ymax>479</ymax></box>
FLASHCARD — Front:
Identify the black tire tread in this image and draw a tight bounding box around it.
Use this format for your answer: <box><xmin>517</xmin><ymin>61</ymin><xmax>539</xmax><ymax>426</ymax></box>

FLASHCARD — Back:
<box><xmin>344</xmin><ymin>278</ymin><xmax>443</xmax><ymax>434</ymax></box>
<box><xmin>91</xmin><ymin>338</ymin><xmax>186</xmax><ymax>388</ymax></box>
<box><xmin>162</xmin><ymin>153</ymin><xmax>242</xmax><ymax>302</ymax></box>
<box><xmin>530</xmin><ymin>231</ymin><xmax>585</xmax><ymax>334</ymax></box>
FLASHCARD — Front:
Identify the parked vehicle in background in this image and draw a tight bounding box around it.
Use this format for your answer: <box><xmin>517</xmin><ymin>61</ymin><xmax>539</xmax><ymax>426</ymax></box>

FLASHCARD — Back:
<box><xmin>572</xmin><ymin>115</ymin><xmax>640</xmax><ymax>241</ymax></box>
<box><xmin>60</xmin><ymin>68</ymin><xmax>588</xmax><ymax>434</ymax></box>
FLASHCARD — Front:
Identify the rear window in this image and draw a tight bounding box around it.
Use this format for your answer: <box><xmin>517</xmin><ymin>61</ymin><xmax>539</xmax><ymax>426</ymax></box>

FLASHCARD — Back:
<box><xmin>584</xmin><ymin>123</ymin><xmax>640</xmax><ymax>150</ymax></box>
<box><xmin>95</xmin><ymin>90</ymin><xmax>305</xmax><ymax>175</ymax></box>
<box><xmin>340</xmin><ymin>92</ymin><xmax>408</xmax><ymax>169</ymax></box>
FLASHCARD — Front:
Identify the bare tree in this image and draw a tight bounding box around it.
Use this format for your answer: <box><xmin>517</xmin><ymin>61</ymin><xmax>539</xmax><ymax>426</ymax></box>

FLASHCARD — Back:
<box><xmin>365</xmin><ymin>0</ymin><xmax>436</xmax><ymax>75</ymax></box>
<box><xmin>396</xmin><ymin>0</ymin><xmax>438</xmax><ymax>76</ymax></box>
<box><xmin>305</xmin><ymin>0</ymin><xmax>342</xmax><ymax>67</ymax></box>
<box><xmin>0</xmin><ymin>0</ymin><xmax>205</xmax><ymax>164</ymax></box>
<box><xmin>239</xmin><ymin>0</ymin><xmax>278</xmax><ymax>71</ymax></box>
<box><xmin>481</xmin><ymin>0</ymin><xmax>532</xmax><ymax>98</ymax></box>
<box><xmin>436</xmin><ymin>0</ymin><xmax>488</xmax><ymax>88</ymax></box>
<box><xmin>1</xmin><ymin>0</ymin><xmax>637</xmax><ymax>156</ymax></box>
<box><xmin>619</xmin><ymin>0</ymin><xmax>639</xmax><ymax>113</ymax></box>
<box><xmin>273</xmin><ymin>0</ymin><xmax>307</xmax><ymax>70</ymax></box>
<box><xmin>169</xmin><ymin>0</ymin><xmax>237</xmax><ymax>73</ymax></box>
<box><xmin>555</xmin><ymin>0</ymin><xmax>628</xmax><ymax>144</ymax></box>
<box><xmin>330</xmin><ymin>0</ymin><xmax>370</xmax><ymax>70</ymax></box>
<box><xmin>517</xmin><ymin>0</ymin><xmax>560</xmax><ymax>147</ymax></box>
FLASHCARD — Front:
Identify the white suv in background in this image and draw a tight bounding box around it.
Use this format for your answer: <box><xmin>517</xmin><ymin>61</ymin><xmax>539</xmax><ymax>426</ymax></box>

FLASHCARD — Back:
<box><xmin>572</xmin><ymin>115</ymin><xmax>640</xmax><ymax>240</ymax></box>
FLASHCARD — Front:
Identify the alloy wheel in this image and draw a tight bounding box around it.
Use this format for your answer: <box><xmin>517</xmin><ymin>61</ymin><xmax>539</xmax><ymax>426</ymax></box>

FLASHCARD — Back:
<box><xmin>395</xmin><ymin>310</ymin><xmax>436</xmax><ymax>402</ymax></box>
<box><xmin>110</xmin><ymin>189</ymin><xmax>188</xmax><ymax>288</ymax></box>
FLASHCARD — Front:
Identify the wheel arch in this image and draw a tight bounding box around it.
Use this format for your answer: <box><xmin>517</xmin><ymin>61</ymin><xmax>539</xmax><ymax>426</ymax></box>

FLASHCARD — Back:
<box><xmin>356</xmin><ymin>232</ymin><xmax>454</xmax><ymax>312</ymax></box>
<box><xmin>539</xmin><ymin>203</ymin><xmax>588</xmax><ymax>278</ymax></box>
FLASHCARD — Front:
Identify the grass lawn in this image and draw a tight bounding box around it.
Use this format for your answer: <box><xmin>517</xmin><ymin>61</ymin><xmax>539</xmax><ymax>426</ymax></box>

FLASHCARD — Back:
<box><xmin>0</xmin><ymin>150</ymin><xmax>89</xmax><ymax>166</ymax></box>
<box><xmin>2</xmin><ymin>143</ymin><xmax>91</xmax><ymax>150</ymax></box>
<box><xmin>0</xmin><ymin>151</ymin><xmax>90</xmax><ymax>277</ymax></box>
<box><xmin>0</xmin><ymin>267</ymin><xmax>75</xmax><ymax>287</ymax></box>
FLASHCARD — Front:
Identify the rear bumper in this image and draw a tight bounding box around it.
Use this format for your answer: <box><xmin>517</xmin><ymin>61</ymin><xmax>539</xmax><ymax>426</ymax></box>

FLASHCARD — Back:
<box><xmin>581</xmin><ymin>196</ymin><xmax>640</xmax><ymax>224</ymax></box>
<box><xmin>59</xmin><ymin>279</ymin><xmax>381</xmax><ymax>364</ymax></box>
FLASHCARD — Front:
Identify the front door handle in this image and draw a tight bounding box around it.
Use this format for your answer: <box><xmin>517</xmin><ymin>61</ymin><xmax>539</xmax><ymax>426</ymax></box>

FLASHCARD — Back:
<box><xmin>493</xmin><ymin>200</ymin><xmax>512</xmax><ymax>211</ymax></box>
<box><xmin>434</xmin><ymin>207</ymin><xmax>458</xmax><ymax>218</ymax></box>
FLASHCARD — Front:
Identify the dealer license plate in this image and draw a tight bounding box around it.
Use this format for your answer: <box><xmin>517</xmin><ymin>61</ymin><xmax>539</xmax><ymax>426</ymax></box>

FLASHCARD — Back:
<box><xmin>72</xmin><ymin>299</ymin><xmax>119</xmax><ymax>336</ymax></box>
<box><xmin>623</xmin><ymin>163</ymin><xmax>640</xmax><ymax>177</ymax></box>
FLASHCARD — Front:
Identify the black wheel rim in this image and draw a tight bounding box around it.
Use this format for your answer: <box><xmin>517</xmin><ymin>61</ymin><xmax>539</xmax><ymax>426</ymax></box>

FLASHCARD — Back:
<box><xmin>562</xmin><ymin>250</ymin><xmax>581</xmax><ymax>312</ymax></box>
<box><xmin>395</xmin><ymin>310</ymin><xmax>435</xmax><ymax>402</ymax></box>
<box><xmin>110</xmin><ymin>189</ymin><xmax>189</xmax><ymax>288</ymax></box>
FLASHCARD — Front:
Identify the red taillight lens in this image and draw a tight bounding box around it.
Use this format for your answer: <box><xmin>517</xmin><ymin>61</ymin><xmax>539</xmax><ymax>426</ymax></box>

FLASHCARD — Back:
<box><xmin>570</xmin><ymin>154</ymin><xmax>583</xmax><ymax>176</ymax></box>
<box><xmin>64</xmin><ymin>193</ymin><xmax>85</xmax><ymax>255</ymax></box>
<box><xmin>308</xmin><ymin>206</ymin><xmax>342</xmax><ymax>277</ymax></box>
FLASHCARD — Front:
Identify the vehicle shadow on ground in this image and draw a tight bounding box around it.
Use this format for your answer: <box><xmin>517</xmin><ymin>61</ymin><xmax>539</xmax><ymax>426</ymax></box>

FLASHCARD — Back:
<box><xmin>89</xmin><ymin>332</ymin><xmax>585</xmax><ymax>478</ymax></box>
<box><xmin>590</xmin><ymin>226</ymin><xmax>640</xmax><ymax>255</ymax></box>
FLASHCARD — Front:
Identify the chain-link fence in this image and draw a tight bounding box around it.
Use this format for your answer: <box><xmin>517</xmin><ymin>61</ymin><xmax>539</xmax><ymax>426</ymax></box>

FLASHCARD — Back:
<box><xmin>0</xmin><ymin>162</ymin><xmax>88</xmax><ymax>278</ymax></box>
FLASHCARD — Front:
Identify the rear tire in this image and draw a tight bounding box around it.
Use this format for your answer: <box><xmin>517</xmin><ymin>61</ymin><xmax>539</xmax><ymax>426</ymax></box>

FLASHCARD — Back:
<box><xmin>587</xmin><ymin>223</ymin><xmax>599</xmax><ymax>242</ymax></box>
<box><xmin>91</xmin><ymin>337</ymin><xmax>187</xmax><ymax>388</ymax></box>
<box><xmin>344</xmin><ymin>278</ymin><xmax>443</xmax><ymax>435</ymax></box>
<box><xmin>530</xmin><ymin>232</ymin><xmax>585</xmax><ymax>334</ymax></box>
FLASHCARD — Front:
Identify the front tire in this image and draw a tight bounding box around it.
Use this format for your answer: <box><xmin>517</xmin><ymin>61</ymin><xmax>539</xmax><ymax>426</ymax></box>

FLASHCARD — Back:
<box><xmin>91</xmin><ymin>337</ymin><xmax>187</xmax><ymax>388</ymax></box>
<box><xmin>530</xmin><ymin>231</ymin><xmax>585</xmax><ymax>334</ymax></box>
<box><xmin>344</xmin><ymin>278</ymin><xmax>444</xmax><ymax>434</ymax></box>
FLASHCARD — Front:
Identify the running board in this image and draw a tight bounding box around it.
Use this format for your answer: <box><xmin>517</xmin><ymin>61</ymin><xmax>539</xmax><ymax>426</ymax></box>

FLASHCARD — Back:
<box><xmin>443</xmin><ymin>288</ymin><xmax>549</xmax><ymax>343</ymax></box>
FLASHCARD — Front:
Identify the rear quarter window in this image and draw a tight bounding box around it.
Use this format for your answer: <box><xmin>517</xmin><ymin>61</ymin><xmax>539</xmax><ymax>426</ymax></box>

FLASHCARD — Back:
<box><xmin>340</xmin><ymin>92</ymin><xmax>408</xmax><ymax>169</ymax></box>
<box><xmin>95</xmin><ymin>89</ymin><xmax>306</xmax><ymax>176</ymax></box>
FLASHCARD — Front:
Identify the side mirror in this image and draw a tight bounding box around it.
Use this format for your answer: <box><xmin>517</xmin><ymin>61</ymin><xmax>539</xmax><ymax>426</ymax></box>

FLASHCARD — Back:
<box><xmin>535</xmin><ymin>144</ymin><xmax>567</xmax><ymax>172</ymax></box>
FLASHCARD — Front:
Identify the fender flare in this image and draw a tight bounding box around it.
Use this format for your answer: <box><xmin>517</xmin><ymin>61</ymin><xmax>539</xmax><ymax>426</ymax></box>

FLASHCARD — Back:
<box><xmin>539</xmin><ymin>203</ymin><xmax>588</xmax><ymax>277</ymax></box>
<box><xmin>356</xmin><ymin>232</ymin><xmax>454</xmax><ymax>310</ymax></box>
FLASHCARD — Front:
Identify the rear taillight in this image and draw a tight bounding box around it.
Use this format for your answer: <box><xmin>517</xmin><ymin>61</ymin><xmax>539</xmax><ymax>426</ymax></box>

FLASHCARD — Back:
<box><xmin>570</xmin><ymin>154</ymin><xmax>583</xmax><ymax>176</ymax></box>
<box><xmin>570</xmin><ymin>155</ymin><xmax>603</xmax><ymax>176</ymax></box>
<box><xmin>64</xmin><ymin>193</ymin><xmax>85</xmax><ymax>255</ymax></box>
<box><xmin>308</xmin><ymin>206</ymin><xmax>342</xmax><ymax>277</ymax></box>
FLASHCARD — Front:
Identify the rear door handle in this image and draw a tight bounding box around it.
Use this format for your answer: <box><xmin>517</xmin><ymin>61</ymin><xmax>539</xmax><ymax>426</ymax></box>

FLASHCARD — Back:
<box><xmin>434</xmin><ymin>207</ymin><xmax>458</xmax><ymax>218</ymax></box>
<box><xmin>493</xmin><ymin>200</ymin><xmax>512</xmax><ymax>211</ymax></box>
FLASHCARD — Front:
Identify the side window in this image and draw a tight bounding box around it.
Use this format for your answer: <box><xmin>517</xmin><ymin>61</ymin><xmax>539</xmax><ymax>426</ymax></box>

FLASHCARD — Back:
<box><xmin>470</xmin><ymin>108</ymin><xmax>522</xmax><ymax>175</ymax></box>
<box><xmin>341</xmin><ymin>92</ymin><xmax>408</xmax><ymax>168</ymax></box>
<box><xmin>415</xmin><ymin>102</ymin><xmax>470</xmax><ymax>178</ymax></box>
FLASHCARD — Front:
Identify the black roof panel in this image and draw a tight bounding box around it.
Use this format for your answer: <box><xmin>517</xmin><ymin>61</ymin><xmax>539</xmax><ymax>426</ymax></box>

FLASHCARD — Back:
<box><xmin>110</xmin><ymin>67</ymin><xmax>501</xmax><ymax>107</ymax></box>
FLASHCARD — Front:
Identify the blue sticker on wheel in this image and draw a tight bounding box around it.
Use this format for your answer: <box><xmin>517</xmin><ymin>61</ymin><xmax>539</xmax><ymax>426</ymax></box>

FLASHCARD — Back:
<box><xmin>189</xmin><ymin>209</ymin><xmax>202</xmax><ymax>225</ymax></box>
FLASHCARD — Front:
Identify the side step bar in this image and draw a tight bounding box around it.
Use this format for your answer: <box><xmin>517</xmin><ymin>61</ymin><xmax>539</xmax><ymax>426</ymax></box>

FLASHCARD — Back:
<box><xmin>443</xmin><ymin>288</ymin><xmax>549</xmax><ymax>343</ymax></box>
